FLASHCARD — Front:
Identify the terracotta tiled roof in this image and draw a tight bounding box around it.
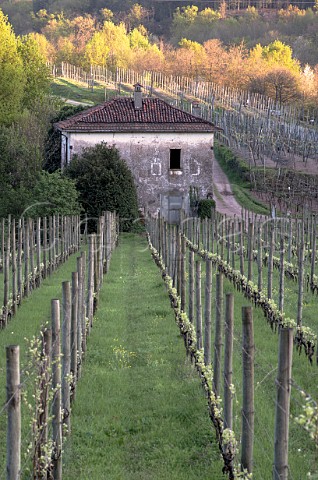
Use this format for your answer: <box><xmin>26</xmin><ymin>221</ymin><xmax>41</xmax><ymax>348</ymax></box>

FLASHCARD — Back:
<box><xmin>55</xmin><ymin>97</ymin><xmax>217</xmax><ymax>133</ymax></box>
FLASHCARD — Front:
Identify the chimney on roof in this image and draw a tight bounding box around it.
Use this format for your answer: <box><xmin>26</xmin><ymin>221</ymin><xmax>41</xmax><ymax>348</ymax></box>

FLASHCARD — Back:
<box><xmin>192</xmin><ymin>102</ymin><xmax>201</xmax><ymax>117</ymax></box>
<box><xmin>133</xmin><ymin>83</ymin><xmax>143</xmax><ymax>110</ymax></box>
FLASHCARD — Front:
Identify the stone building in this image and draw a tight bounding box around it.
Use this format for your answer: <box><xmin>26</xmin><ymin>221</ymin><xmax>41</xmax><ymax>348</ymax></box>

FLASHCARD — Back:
<box><xmin>55</xmin><ymin>85</ymin><xmax>218</xmax><ymax>222</ymax></box>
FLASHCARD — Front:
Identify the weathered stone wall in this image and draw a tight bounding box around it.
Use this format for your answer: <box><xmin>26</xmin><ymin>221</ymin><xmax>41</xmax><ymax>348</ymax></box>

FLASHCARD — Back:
<box><xmin>65</xmin><ymin>131</ymin><xmax>214</xmax><ymax>214</ymax></box>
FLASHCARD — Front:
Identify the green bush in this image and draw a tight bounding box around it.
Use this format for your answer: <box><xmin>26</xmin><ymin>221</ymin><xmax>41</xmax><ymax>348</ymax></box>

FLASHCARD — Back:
<box><xmin>197</xmin><ymin>199</ymin><xmax>215</xmax><ymax>219</ymax></box>
<box><xmin>0</xmin><ymin>171</ymin><xmax>81</xmax><ymax>218</ymax></box>
<box><xmin>27</xmin><ymin>171</ymin><xmax>81</xmax><ymax>217</ymax></box>
<box><xmin>214</xmin><ymin>143</ymin><xmax>250</xmax><ymax>184</ymax></box>
<box><xmin>65</xmin><ymin>142</ymin><xmax>140</xmax><ymax>232</ymax></box>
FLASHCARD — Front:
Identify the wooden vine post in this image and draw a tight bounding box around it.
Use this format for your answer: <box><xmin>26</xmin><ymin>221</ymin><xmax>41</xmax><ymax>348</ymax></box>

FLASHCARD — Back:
<box><xmin>279</xmin><ymin>229</ymin><xmax>285</xmax><ymax>313</ymax></box>
<box><xmin>93</xmin><ymin>235</ymin><xmax>99</xmax><ymax>309</ymax></box>
<box><xmin>188</xmin><ymin>249</ymin><xmax>194</xmax><ymax>323</ymax></box>
<box><xmin>11</xmin><ymin>219</ymin><xmax>17</xmax><ymax>316</ymax></box>
<box><xmin>163</xmin><ymin>221</ymin><xmax>168</xmax><ymax>269</ymax></box>
<box><xmin>1</xmin><ymin>218</ymin><xmax>4</xmax><ymax>274</ymax></box>
<box><xmin>36</xmin><ymin>217</ymin><xmax>41</xmax><ymax>287</ymax></box>
<box><xmin>196</xmin><ymin>217</ymin><xmax>200</xmax><ymax>248</ymax></box>
<box><xmin>52</xmin><ymin>216</ymin><xmax>56</xmax><ymax>271</ymax></box>
<box><xmin>247</xmin><ymin>221</ymin><xmax>254</xmax><ymax>282</ymax></box>
<box><xmin>30</xmin><ymin>219</ymin><xmax>35</xmax><ymax>290</ymax></box>
<box><xmin>81</xmin><ymin>250</ymin><xmax>87</xmax><ymax>345</ymax></box>
<box><xmin>297</xmin><ymin>221</ymin><xmax>305</xmax><ymax>327</ymax></box>
<box><xmin>158</xmin><ymin>212</ymin><xmax>162</xmax><ymax>257</ymax></box>
<box><xmin>98</xmin><ymin>216</ymin><xmax>105</xmax><ymax>290</ymax></box>
<box><xmin>204</xmin><ymin>258</ymin><xmax>212</xmax><ymax>366</ymax></box>
<box><xmin>34</xmin><ymin>328</ymin><xmax>52</xmax><ymax>477</ymax></box>
<box><xmin>43</xmin><ymin>217</ymin><xmax>47</xmax><ymax>279</ymax></box>
<box><xmin>257</xmin><ymin>222</ymin><xmax>263</xmax><ymax>292</ymax></box>
<box><xmin>171</xmin><ymin>226</ymin><xmax>177</xmax><ymax>287</ymax></box>
<box><xmin>76</xmin><ymin>255</ymin><xmax>83</xmax><ymax>378</ymax></box>
<box><xmin>6</xmin><ymin>345</ymin><xmax>21</xmax><ymax>480</ymax></box>
<box><xmin>211</xmin><ymin>215</ymin><xmax>215</xmax><ymax>253</ymax></box>
<box><xmin>310</xmin><ymin>215</ymin><xmax>316</xmax><ymax>291</ymax></box>
<box><xmin>71</xmin><ymin>271</ymin><xmax>78</xmax><ymax>398</ymax></box>
<box><xmin>17</xmin><ymin>219</ymin><xmax>22</xmax><ymax>306</ymax></box>
<box><xmin>196</xmin><ymin>260</ymin><xmax>203</xmax><ymax>350</ymax></box>
<box><xmin>213</xmin><ymin>272</ymin><xmax>223</xmax><ymax>397</ymax></box>
<box><xmin>267</xmin><ymin>220</ymin><xmax>275</xmax><ymax>300</ymax></box>
<box><xmin>64</xmin><ymin>216</ymin><xmax>68</xmax><ymax>262</ymax></box>
<box><xmin>4</xmin><ymin>216</ymin><xmax>11</xmax><ymax>325</ymax></box>
<box><xmin>165</xmin><ymin>223</ymin><xmax>170</xmax><ymax>275</ymax></box>
<box><xmin>44</xmin><ymin>328</ymin><xmax>53</xmax><ymax>464</ymax></box>
<box><xmin>239</xmin><ymin>220</ymin><xmax>244</xmax><ymax>275</ymax></box>
<box><xmin>287</xmin><ymin>215</ymin><xmax>292</xmax><ymax>264</ymax></box>
<box><xmin>55</xmin><ymin>215</ymin><xmax>60</xmax><ymax>265</ymax></box>
<box><xmin>48</xmin><ymin>217</ymin><xmax>53</xmax><ymax>276</ymax></box>
<box><xmin>273</xmin><ymin>327</ymin><xmax>293</xmax><ymax>480</ymax></box>
<box><xmin>167</xmin><ymin>224</ymin><xmax>172</xmax><ymax>281</ymax></box>
<box><xmin>220</xmin><ymin>219</ymin><xmax>224</xmax><ymax>260</ymax></box>
<box><xmin>231</xmin><ymin>220</ymin><xmax>235</xmax><ymax>269</ymax></box>
<box><xmin>52</xmin><ymin>299</ymin><xmax>62</xmax><ymax>480</ymax></box>
<box><xmin>226</xmin><ymin>218</ymin><xmax>231</xmax><ymax>265</ymax></box>
<box><xmin>62</xmin><ymin>281</ymin><xmax>71</xmax><ymax>435</ymax></box>
<box><xmin>241</xmin><ymin>306</ymin><xmax>254</xmax><ymax>474</ymax></box>
<box><xmin>87</xmin><ymin>235</ymin><xmax>95</xmax><ymax>333</ymax></box>
<box><xmin>224</xmin><ymin>293</ymin><xmax>234</xmax><ymax>430</ymax></box>
<box><xmin>180</xmin><ymin>235</ymin><xmax>186</xmax><ymax>312</ymax></box>
<box><xmin>176</xmin><ymin>228</ymin><xmax>181</xmax><ymax>296</ymax></box>
<box><xmin>24</xmin><ymin>219</ymin><xmax>30</xmax><ymax>297</ymax></box>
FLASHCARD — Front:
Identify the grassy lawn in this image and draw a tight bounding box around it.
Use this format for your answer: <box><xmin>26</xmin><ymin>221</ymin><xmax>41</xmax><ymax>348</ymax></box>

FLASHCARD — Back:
<box><xmin>63</xmin><ymin>233</ymin><xmax>225</xmax><ymax>480</ymax></box>
<box><xmin>50</xmin><ymin>78</ymin><xmax>130</xmax><ymax>105</ymax></box>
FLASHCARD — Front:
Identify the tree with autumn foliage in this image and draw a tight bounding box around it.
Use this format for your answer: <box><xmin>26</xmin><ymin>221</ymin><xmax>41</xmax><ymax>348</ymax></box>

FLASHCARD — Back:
<box><xmin>0</xmin><ymin>10</ymin><xmax>25</xmax><ymax>124</ymax></box>
<box><xmin>18</xmin><ymin>34</ymin><xmax>51</xmax><ymax>110</ymax></box>
<box><xmin>85</xmin><ymin>21</ymin><xmax>131</xmax><ymax>69</ymax></box>
<box><xmin>247</xmin><ymin>40</ymin><xmax>302</xmax><ymax>104</ymax></box>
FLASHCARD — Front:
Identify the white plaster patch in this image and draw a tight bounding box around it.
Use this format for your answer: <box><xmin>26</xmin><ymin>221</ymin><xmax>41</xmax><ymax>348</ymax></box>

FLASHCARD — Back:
<box><xmin>190</xmin><ymin>159</ymin><xmax>200</xmax><ymax>175</ymax></box>
<box><xmin>151</xmin><ymin>161</ymin><xmax>162</xmax><ymax>175</ymax></box>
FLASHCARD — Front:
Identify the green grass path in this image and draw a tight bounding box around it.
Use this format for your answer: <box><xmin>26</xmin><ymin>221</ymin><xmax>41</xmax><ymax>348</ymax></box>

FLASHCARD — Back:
<box><xmin>63</xmin><ymin>234</ymin><xmax>224</xmax><ymax>480</ymax></box>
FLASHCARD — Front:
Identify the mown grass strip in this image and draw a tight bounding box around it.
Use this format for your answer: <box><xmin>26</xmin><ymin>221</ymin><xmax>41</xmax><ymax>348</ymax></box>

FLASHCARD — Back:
<box><xmin>63</xmin><ymin>233</ymin><xmax>225</xmax><ymax>480</ymax></box>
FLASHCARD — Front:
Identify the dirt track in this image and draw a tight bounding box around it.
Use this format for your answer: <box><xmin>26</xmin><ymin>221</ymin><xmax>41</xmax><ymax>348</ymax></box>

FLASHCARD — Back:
<box><xmin>212</xmin><ymin>157</ymin><xmax>243</xmax><ymax>217</ymax></box>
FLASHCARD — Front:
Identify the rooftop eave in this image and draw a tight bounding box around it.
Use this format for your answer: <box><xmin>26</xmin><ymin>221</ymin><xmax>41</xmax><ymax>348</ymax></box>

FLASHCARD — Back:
<box><xmin>55</xmin><ymin>123</ymin><xmax>219</xmax><ymax>134</ymax></box>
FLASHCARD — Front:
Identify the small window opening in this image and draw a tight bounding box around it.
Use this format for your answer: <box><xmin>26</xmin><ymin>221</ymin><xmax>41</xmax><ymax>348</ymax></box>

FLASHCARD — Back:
<box><xmin>170</xmin><ymin>149</ymin><xmax>181</xmax><ymax>169</ymax></box>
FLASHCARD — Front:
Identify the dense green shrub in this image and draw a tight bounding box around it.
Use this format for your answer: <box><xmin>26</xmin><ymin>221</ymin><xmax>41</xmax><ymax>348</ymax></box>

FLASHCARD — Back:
<box><xmin>198</xmin><ymin>199</ymin><xmax>215</xmax><ymax>219</ymax></box>
<box><xmin>27</xmin><ymin>171</ymin><xmax>81</xmax><ymax>217</ymax></box>
<box><xmin>214</xmin><ymin>143</ymin><xmax>250</xmax><ymax>184</ymax></box>
<box><xmin>0</xmin><ymin>171</ymin><xmax>81</xmax><ymax>218</ymax></box>
<box><xmin>65</xmin><ymin>142</ymin><xmax>140</xmax><ymax>232</ymax></box>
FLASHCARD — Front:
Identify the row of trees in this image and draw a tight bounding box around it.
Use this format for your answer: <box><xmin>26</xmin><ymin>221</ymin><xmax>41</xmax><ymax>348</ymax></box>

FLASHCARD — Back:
<box><xmin>2</xmin><ymin>3</ymin><xmax>318</xmax><ymax>106</ymax></box>
<box><xmin>1</xmin><ymin>0</ymin><xmax>318</xmax><ymax>38</ymax></box>
<box><xmin>0</xmin><ymin>11</ymin><xmax>139</xmax><ymax>227</ymax></box>
<box><xmin>0</xmin><ymin>5</ymin><xmax>314</xmax><ymax>108</ymax></box>
<box><xmin>170</xmin><ymin>4</ymin><xmax>318</xmax><ymax>57</ymax></box>
<box><xmin>0</xmin><ymin>10</ymin><xmax>79</xmax><ymax>218</ymax></box>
